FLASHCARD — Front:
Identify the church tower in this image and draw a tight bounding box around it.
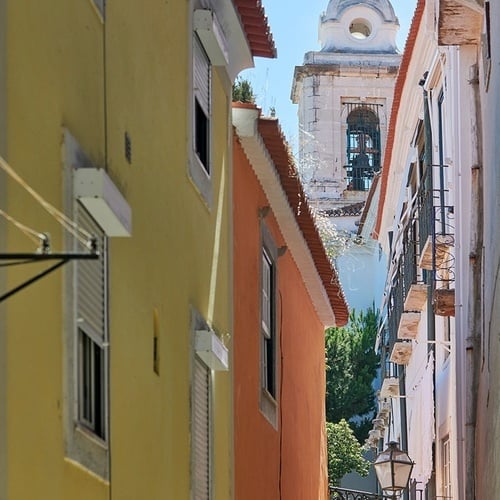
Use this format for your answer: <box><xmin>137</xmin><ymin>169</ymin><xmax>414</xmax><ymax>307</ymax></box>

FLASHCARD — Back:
<box><xmin>292</xmin><ymin>0</ymin><xmax>401</xmax><ymax>212</ymax></box>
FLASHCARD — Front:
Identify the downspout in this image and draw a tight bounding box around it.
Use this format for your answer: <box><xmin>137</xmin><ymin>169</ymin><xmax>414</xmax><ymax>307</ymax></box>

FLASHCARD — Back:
<box><xmin>421</xmin><ymin>72</ymin><xmax>437</xmax><ymax>499</ymax></box>
<box><xmin>465</xmin><ymin>62</ymin><xmax>483</xmax><ymax>500</ymax></box>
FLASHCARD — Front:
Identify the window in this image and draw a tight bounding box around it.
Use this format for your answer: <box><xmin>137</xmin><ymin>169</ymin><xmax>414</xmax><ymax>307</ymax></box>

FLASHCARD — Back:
<box><xmin>349</xmin><ymin>19</ymin><xmax>371</xmax><ymax>39</ymax></box>
<box><xmin>192</xmin><ymin>356</ymin><xmax>212</xmax><ymax>500</ymax></box>
<box><xmin>193</xmin><ymin>35</ymin><xmax>211</xmax><ymax>175</ymax></box>
<box><xmin>63</xmin><ymin>130</ymin><xmax>110</xmax><ymax>479</ymax></box>
<box><xmin>260</xmin><ymin>226</ymin><xmax>278</xmax><ymax>426</ymax></box>
<box><xmin>345</xmin><ymin>103</ymin><xmax>381</xmax><ymax>191</ymax></box>
<box><xmin>189</xmin><ymin>33</ymin><xmax>213</xmax><ymax>206</ymax></box>
<box><xmin>261</xmin><ymin>247</ymin><xmax>276</xmax><ymax>397</ymax></box>
<box><xmin>75</xmin><ymin>205</ymin><xmax>108</xmax><ymax>441</ymax></box>
<box><xmin>482</xmin><ymin>1</ymin><xmax>491</xmax><ymax>89</ymax></box>
<box><xmin>441</xmin><ymin>436</ymin><xmax>452</xmax><ymax>499</ymax></box>
<box><xmin>79</xmin><ymin>329</ymin><xmax>105</xmax><ymax>438</ymax></box>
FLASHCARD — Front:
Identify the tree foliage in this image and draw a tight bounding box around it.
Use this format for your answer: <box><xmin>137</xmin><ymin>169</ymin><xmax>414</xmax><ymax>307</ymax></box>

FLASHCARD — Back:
<box><xmin>325</xmin><ymin>306</ymin><xmax>380</xmax><ymax>441</ymax></box>
<box><xmin>232</xmin><ymin>78</ymin><xmax>255</xmax><ymax>103</ymax></box>
<box><xmin>326</xmin><ymin>419</ymin><xmax>370</xmax><ymax>486</ymax></box>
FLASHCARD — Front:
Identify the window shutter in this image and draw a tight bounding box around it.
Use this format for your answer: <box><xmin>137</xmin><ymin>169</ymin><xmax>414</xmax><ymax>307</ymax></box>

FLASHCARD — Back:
<box><xmin>76</xmin><ymin>204</ymin><xmax>107</xmax><ymax>341</ymax></box>
<box><xmin>261</xmin><ymin>250</ymin><xmax>272</xmax><ymax>338</ymax></box>
<box><xmin>192</xmin><ymin>357</ymin><xmax>210</xmax><ymax>500</ymax></box>
<box><xmin>193</xmin><ymin>36</ymin><xmax>210</xmax><ymax>115</ymax></box>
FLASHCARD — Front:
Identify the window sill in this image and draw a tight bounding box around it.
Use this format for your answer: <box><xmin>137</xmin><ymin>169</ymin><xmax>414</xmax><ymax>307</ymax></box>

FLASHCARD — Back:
<box><xmin>260</xmin><ymin>388</ymin><xmax>278</xmax><ymax>429</ymax></box>
<box><xmin>75</xmin><ymin>422</ymin><xmax>108</xmax><ymax>451</ymax></box>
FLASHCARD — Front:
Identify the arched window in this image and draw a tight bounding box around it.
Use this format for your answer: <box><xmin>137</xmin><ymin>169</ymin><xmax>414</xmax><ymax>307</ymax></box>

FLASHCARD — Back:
<box><xmin>345</xmin><ymin>105</ymin><xmax>381</xmax><ymax>191</ymax></box>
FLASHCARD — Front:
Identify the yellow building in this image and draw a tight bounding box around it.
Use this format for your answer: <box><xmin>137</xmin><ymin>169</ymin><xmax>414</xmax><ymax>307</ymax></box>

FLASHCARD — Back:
<box><xmin>0</xmin><ymin>1</ymin><xmax>275</xmax><ymax>499</ymax></box>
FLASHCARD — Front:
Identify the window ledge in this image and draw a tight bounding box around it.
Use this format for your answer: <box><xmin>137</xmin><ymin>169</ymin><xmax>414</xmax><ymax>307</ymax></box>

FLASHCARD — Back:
<box><xmin>260</xmin><ymin>389</ymin><xmax>278</xmax><ymax>429</ymax></box>
<box><xmin>75</xmin><ymin>423</ymin><xmax>108</xmax><ymax>451</ymax></box>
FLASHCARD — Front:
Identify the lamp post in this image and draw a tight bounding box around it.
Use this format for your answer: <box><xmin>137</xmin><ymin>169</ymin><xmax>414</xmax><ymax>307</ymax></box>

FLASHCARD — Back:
<box><xmin>374</xmin><ymin>441</ymin><xmax>414</xmax><ymax>498</ymax></box>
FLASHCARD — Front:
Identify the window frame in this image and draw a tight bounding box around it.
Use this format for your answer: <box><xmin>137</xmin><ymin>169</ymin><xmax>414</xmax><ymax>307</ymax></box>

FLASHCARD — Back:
<box><xmin>62</xmin><ymin>130</ymin><xmax>110</xmax><ymax>480</ymax></box>
<box><xmin>189</xmin><ymin>32</ymin><xmax>213</xmax><ymax>207</ymax></box>
<box><xmin>190</xmin><ymin>308</ymin><xmax>214</xmax><ymax>500</ymax></box>
<box><xmin>259</xmin><ymin>224</ymin><xmax>279</xmax><ymax>427</ymax></box>
<box><xmin>74</xmin><ymin>203</ymin><xmax>109</xmax><ymax>442</ymax></box>
<box><xmin>441</xmin><ymin>435</ymin><xmax>452</xmax><ymax>499</ymax></box>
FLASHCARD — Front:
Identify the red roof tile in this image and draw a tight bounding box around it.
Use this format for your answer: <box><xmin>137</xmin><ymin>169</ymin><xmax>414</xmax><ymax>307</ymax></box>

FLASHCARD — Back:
<box><xmin>256</xmin><ymin>117</ymin><xmax>349</xmax><ymax>326</ymax></box>
<box><xmin>233</xmin><ymin>0</ymin><xmax>277</xmax><ymax>59</ymax></box>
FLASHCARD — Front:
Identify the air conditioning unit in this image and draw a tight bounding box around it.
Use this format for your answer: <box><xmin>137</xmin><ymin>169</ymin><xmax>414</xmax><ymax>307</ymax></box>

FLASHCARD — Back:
<box><xmin>74</xmin><ymin>167</ymin><xmax>132</xmax><ymax>237</ymax></box>
<box><xmin>195</xmin><ymin>329</ymin><xmax>228</xmax><ymax>371</ymax></box>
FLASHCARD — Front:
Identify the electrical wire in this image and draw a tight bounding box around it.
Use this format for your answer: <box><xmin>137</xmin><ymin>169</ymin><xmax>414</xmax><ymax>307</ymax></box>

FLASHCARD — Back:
<box><xmin>0</xmin><ymin>155</ymin><xmax>94</xmax><ymax>248</ymax></box>
<box><xmin>0</xmin><ymin>208</ymin><xmax>46</xmax><ymax>247</ymax></box>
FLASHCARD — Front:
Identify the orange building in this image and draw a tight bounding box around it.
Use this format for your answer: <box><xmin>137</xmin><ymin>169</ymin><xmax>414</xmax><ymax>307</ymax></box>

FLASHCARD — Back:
<box><xmin>232</xmin><ymin>103</ymin><xmax>349</xmax><ymax>499</ymax></box>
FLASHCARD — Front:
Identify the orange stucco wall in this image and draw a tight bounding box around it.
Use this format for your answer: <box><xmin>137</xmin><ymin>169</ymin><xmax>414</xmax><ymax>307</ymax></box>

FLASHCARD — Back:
<box><xmin>233</xmin><ymin>135</ymin><xmax>329</xmax><ymax>499</ymax></box>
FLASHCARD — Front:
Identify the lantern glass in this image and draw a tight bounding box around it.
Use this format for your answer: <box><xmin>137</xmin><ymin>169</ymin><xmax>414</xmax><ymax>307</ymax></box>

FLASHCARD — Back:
<box><xmin>374</xmin><ymin>442</ymin><xmax>414</xmax><ymax>494</ymax></box>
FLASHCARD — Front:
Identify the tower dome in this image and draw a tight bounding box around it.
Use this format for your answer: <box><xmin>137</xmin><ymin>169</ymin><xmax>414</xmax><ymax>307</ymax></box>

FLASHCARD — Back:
<box><xmin>320</xmin><ymin>0</ymin><xmax>399</xmax><ymax>53</ymax></box>
<box><xmin>324</xmin><ymin>0</ymin><xmax>398</xmax><ymax>23</ymax></box>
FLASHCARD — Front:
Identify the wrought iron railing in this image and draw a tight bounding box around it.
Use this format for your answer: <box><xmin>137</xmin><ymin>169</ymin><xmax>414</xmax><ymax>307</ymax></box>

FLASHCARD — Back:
<box><xmin>432</xmin><ymin>204</ymin><xmax>455</xmax><ymax>284</ymax></box>
<box><xmin>330</xmin><ymin>487</ymin><xmax>383</xmax><ymax>500</ymax></box>
<box><xmin>387</xmin><ymin>255</ymin><xmax>404</xmax><ymax>349</ymax></box>
<box><xmin>417</xmin><ymin>167</ymin><xmax>434</xmax><ymax>252</ymax></box>
<box><xmin>402</xmin><ymin>223</ymin><xmax>421</xmax><ymax>296</ymax></box>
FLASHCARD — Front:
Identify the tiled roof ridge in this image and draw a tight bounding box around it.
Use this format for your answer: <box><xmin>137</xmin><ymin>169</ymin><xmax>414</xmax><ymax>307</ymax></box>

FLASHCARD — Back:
<box><xmin>233</xmin><ymin>0</ymin><xmax>277</xmax><ymax>59</ymax></box>
<box><xmin>256</xmin><ymin>116</ymin><xmax>349</xmax><ymax>326</ymax></box>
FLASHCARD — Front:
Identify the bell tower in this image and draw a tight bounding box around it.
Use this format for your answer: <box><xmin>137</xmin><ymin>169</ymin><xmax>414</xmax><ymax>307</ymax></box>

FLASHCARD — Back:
<box><xmin>292</xmin><ymin>0</ymin><xmax>401</xmax><ymax>211</ymax></box>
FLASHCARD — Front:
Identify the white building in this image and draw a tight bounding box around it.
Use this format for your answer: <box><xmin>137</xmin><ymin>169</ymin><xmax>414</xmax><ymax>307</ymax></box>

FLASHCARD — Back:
<box><xmin>373</xmin><ymin>0</ymin><xmax>496</xmax><ymax>498</ymax></box>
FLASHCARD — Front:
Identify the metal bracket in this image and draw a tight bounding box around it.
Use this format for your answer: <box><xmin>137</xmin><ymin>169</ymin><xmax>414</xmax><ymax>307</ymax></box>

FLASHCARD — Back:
<box><xmin>0</xmin><ymin>252</ymin><xmax>99</xmax><ymax>303</ymax></box>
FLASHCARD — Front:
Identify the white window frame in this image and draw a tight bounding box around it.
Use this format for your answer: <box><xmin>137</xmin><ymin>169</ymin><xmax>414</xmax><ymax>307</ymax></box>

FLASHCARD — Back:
<box><xmin>191</xmin><ymin>308</ymin><xmax>213</xmax><ymax>500</ymax></box>
<box><xmin>260</xmin><ymin>225</ymin><xmax>278</xmax><ymax>427</ymax></box>
<box><xmin>441</xmin><ymin>436</ymin><xmax>452</xmax><ymax>499</ymax></box>
<box><xmin>63</xmin><ymin>130</ymin><xmax>109</xmax><ymax>480</ymax></box>
<box><xmin>75</xmin><ymin>204</ymin><xmax>109</xmax><ymax>442</ymax></box>
<box><xmin>189</xmin><ymin>31</ymin><xmax>213</xmax><ymax>207</ymax></box>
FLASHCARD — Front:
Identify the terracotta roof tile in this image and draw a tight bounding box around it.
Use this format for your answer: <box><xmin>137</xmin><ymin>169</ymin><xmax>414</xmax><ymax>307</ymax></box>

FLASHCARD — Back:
<box><xmin>233</xmin><ymin>0</ymin><xmax>277</xmax><ymax>58</ymax></box>
<box><xmin>256</xmin><ymin>117</ymin><xmax>349</xmax><ymax>326</ymax></box>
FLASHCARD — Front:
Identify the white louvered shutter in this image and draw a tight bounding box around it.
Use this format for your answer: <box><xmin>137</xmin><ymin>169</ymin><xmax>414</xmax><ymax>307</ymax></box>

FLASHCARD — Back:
<box><xmin>192</xmin><ymin>357</ymin><xmax>210</xmax><ymax>500</ymax></box>
<box><xmin>75</xmin><ymin>203</ymin><xmax>108</xmax><ymax>437</ymax></box>
<box><xmin>262</xmin><ymin>250</ymin><xmax>272</xmax><ymax>338</ymax></box>
<box><xmin>76</xmin><ymin>205</ymin><xmax>107</xmax><ymax>342</ymax></box>
<box><xmin>193</xmin><ymin>36</ymin><xmax>210</xmax><ymax>116</ymax></box>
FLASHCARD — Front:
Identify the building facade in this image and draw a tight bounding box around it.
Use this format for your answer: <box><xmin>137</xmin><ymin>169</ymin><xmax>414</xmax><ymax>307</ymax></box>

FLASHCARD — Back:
<box><xmin>372</xmin><ymin>0</ymin><xmax>498</xmax><ymax>498</ymax></box>
<box><xmin>232</xmin><ymin>103</ymin><xmax>348</xmax><ymax>499</ymax></box>
<box><xmin>0</xmin><ymin>1</ymin><xmax>274</xmax><ymax>499</ymax></box>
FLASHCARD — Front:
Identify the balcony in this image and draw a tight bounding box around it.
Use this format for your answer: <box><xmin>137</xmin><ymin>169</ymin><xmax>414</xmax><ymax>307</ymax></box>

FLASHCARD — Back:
<box><xmin>438</xmin><ymin>0</ymin><xmax>482</xmax><ymax>46</ymax></box>
<box><xmin>417</xmin><ymin>168</ymin><xmax>456</xmax><ymax>317</ymax></box>
<box><xmin>418</xmin><ymin>233</ymin><xmax>454</xmax><ymax>271</ymax></box>
<box><xmin>390</xmin><ymin>341</ymin><xmax>412</xmax><ymax>365</ymax></box>
<box><xmin>398</xmin><ymin>312</ymin><xmax>421</xmax><ymax>340</ymax></box>
<box><xmin>330</xmin><ymin>487</ymin><xmax>382</xmax><ymax>500</ymax></box>
<box><xmin>380</xmin><ymin>377</ymin><xmax>399</xmax><ymax>398</ymax></box>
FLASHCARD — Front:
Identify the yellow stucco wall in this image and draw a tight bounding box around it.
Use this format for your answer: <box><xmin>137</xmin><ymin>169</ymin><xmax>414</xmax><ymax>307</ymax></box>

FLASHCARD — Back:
<box><xmin>2</xmin><ymin>0</ymin><xmax>233</xmax><ymax>498</ymax></box>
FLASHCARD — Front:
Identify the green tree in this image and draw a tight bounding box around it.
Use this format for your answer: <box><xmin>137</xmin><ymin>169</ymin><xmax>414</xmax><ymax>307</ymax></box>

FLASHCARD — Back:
<box><xmin>232</xmin><ymin>78</ymin><xmax>255</xmax><ymax>103</ymax></box>
<box><xmin>325</xmin><ymin>306</ymin><xmax>380</xmax><ymax>441</ymax></box>
<box><xmin>326</xmin><ymin>419</ymin><xmax>370</xmax><ymax>486</ymax></box>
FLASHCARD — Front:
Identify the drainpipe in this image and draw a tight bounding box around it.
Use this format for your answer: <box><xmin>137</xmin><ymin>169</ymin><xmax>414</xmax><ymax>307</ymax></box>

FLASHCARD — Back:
<box><xmin>465</xmin><ymin>62</ymin><xmax>483</xmax><ymax>500</ymax></box>
<box><xmin>420</xmin><ymin>72</ymin><xmax>437</xmax><ymax>499</ymax></box>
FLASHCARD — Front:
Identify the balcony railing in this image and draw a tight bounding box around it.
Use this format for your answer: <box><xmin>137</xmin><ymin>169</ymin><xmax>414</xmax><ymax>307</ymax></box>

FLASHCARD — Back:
<box><xmin>330</xmin><ymin>487</ymin><xmax>382</xmax><ymax>500</ymax></box>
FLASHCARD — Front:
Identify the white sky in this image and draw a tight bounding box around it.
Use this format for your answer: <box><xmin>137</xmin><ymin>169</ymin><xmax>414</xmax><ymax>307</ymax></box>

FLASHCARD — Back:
<box><xmin>240</xmin><ymin>0</ymin><xmax>418</xmax><ymax>149</ymax></box>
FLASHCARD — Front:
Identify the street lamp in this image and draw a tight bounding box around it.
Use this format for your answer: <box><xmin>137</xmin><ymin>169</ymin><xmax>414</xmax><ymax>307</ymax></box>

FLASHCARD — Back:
<box><xmin>374</xmin><ymin>441</ymin><xmax>414</xmax><ymax>497</ymax></box>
